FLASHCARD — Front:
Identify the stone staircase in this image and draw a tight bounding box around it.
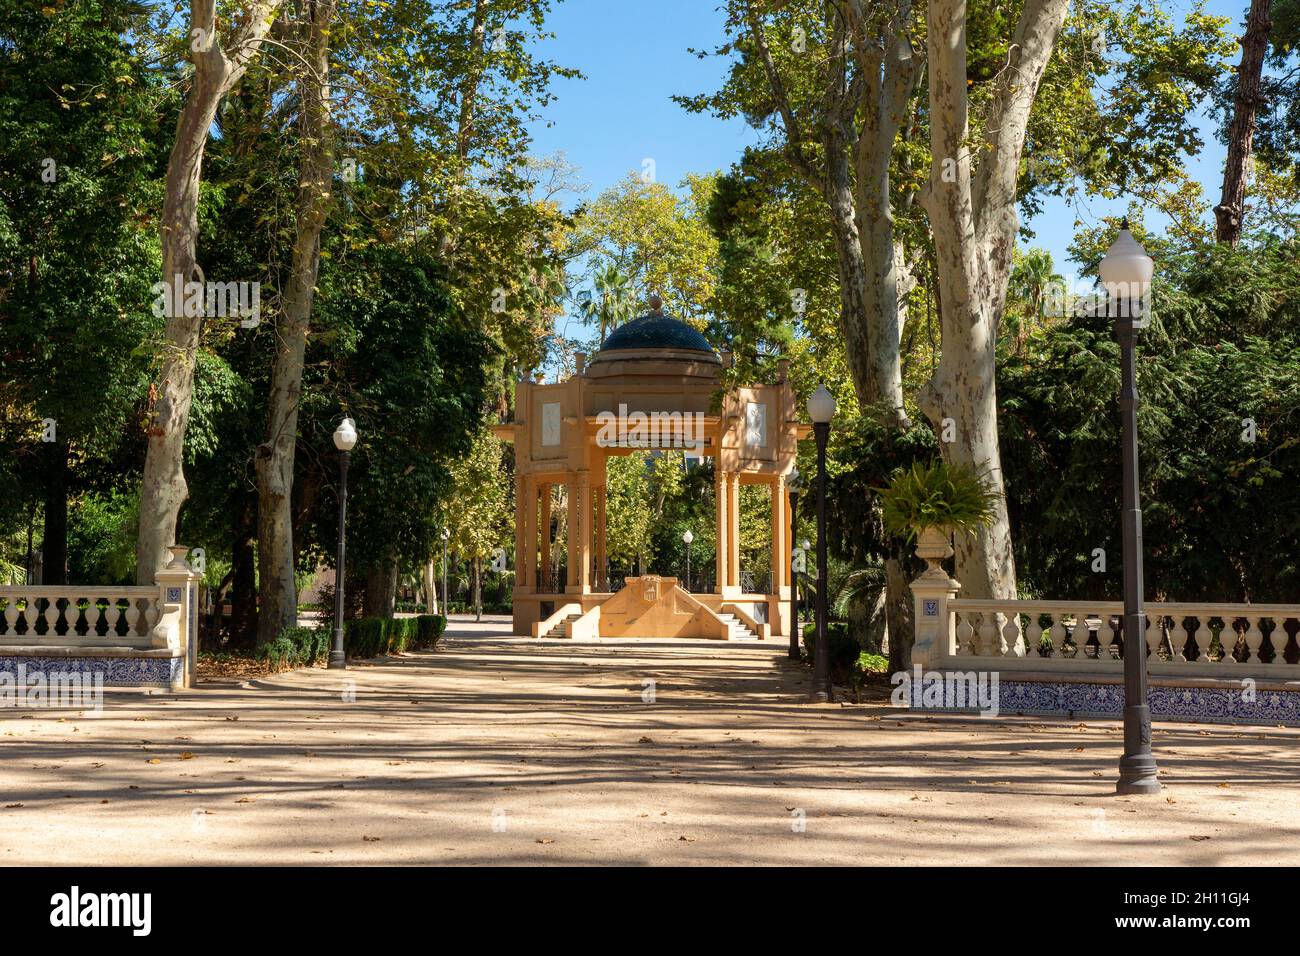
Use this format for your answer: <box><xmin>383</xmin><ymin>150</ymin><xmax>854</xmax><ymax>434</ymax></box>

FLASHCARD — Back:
<box><xmin>716</xmin><ymin>612</ymin><xmax>759</xmax><ymax>641</ymax></box>
<box><xmin>542</xmin><ymin>613</ymin><xmax>582</xmax><ymax>639</ymax></box>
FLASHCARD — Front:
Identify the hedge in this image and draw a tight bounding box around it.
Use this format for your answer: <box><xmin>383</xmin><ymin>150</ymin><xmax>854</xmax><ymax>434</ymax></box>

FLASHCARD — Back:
<box><xmin>343</xmin><ymin>614</ymin><xmax>446</xmax><ymax>659</ymax></box>
<box><xmin>260</xmin><ymin>626</ymin><xmax>331</xmax><ymax>670</ymax></box>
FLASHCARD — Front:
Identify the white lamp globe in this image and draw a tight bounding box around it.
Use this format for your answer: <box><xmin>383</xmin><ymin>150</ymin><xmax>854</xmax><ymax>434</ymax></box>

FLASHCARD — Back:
<box><xmin>807</xmin><ymin>385</ymin><xmax>836</xmax><ymax>424</ymax></box>
<box><xmin>333</xmin><ymin>417</ymin><xmax>358</xmax><ymax>452</ymax></box>
<box><xmin>1098</xmin><ymin>220</ymin><xmax>1154</xmax><ymax>313</ymax></box>
<box><xmin>682</xmin><ymin>529</ymin><xmax>694</xmax><ymax>545</ymax></box>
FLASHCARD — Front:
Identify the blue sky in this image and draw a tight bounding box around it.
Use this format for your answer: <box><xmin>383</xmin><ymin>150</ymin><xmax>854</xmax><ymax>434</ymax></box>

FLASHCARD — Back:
<box><xmin>526</xmin><ymin>0</ymin><xmax>1248</xmax><ymax>288</ymax></box>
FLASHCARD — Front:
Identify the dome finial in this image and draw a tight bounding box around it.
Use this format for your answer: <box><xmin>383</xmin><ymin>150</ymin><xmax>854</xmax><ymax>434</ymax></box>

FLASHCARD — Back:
<box><xmin>648</xmin><ymin>293</ymin><xmax>663</xmax><ymax>314</ymax></box>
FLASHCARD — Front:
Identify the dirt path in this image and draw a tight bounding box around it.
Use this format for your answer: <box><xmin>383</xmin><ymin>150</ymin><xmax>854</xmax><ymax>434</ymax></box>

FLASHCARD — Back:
<box><xmin>3</xmin><ymin>615</ymin><xmax>1297</xmax><ymax>865</ymax></box>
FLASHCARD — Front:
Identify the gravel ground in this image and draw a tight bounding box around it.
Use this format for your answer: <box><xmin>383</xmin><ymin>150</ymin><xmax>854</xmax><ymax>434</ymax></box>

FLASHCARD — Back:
<box><xmin>2</xmin><ymin>614</ymin><xmax>1297</xmax><ymax>866</ymax></box>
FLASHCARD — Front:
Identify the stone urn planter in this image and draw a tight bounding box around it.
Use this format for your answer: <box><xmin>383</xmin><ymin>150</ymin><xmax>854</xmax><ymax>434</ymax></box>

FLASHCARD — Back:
<box><xmin>914</xmin><ymin>526</ymin><xmax>955</xmax><ymax>581</ymax></box>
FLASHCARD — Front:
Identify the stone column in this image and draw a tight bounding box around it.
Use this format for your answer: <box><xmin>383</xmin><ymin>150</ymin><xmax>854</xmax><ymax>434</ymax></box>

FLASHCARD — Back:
<box><xmin>522</xmin><ymin>475</ymin><xmax>537</xmax><ymax>590</ymax></box>
<box><xmin>565</xmin><ymin>475</ymin><xmax>579</xmax><ymax>590</ymax></box>
<box><xmin>728</xmin><ymin>472</ymin><xmax>741</xmax><ymax>589</ymax></box>
<box><xmin>595</xmin><ymin>485</ymin><xmax>607</xmax><ymax>591</ymax></box>
<box><xmin>154</xmin><ymin>545</ymin><xmax>202</xmax><ymax>689</ymax></box>
<box><xmin>538</xmin><ymin>483</ymin><xmax>551</xmax><ymax>591</ymax></box>
<box><xmin>714</xmin><ymin>468</ymin><xmax>727</xmax><ymax>593</ymax></box>
<box><xmin>513</xmin><ymin>472</ymin><xmax>526</xmax><ymax>590</ymax></box>
<box><xmin>910</xmin><ymin>528</ymin><xmax>962</xmax><ymax>669</ymax></box>
<box><xmin>770</xmin><ymin>475</ymin><xmax>785</xmax><ymax>594</ymax></box>
<box><xmin>578</xmin><ymin>470</ymin><xmax>593</xmax><ymax>592</ymax></box>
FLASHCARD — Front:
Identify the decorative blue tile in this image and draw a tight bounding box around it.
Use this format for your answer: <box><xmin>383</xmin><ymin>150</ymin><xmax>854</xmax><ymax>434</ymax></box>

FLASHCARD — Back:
<box><xmin>0</xmin><ymin>656</ymin><xmax>180</xmax><ymax>687</ymax></box>
<box><xmin>910</xmin><ymin>675</ymin><xmax>1300</xmax><ymax>727</ymax></box>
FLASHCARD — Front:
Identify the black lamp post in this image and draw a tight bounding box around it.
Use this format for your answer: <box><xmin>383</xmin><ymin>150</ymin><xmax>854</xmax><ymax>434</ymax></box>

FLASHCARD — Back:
<box><xmin>1100</xmin><ymin>220</ymin><xmax>1161</xmax><ymax>795</ymax></box>
<box><xmin>329</xmin><ymin>417</ymin><xmax>358</xmax><ymax>669</ymax></box>
<box><xmin>787</xmin><ymin>467</ymin><xmax>802</xmax><ymax>660</ymax></box>
<box><xmin>807</xmin><ymin>385</ymin><xmax>836</xmax><ymax>702</ymax></box>
<box><xmin>682</xmin><ymin>529</ymin><xmax>694</xmax><ymax>591</ymax></box>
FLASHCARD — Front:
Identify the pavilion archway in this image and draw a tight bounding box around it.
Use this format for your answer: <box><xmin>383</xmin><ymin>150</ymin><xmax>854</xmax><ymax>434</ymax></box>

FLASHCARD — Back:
<box><xmin>493</xmin><ymin>300</ymin><xmax>809</xmax><ymax>639</ymax></box>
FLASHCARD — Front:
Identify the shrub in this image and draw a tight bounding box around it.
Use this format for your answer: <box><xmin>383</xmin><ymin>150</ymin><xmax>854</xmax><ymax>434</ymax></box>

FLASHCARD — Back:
<box><xmin>259</xmin><ymin>625</ymin><xmax>330</xmax><ymax>671</ymax></box>
<box><xmin>341</xmin><ymin>614</ymin><xmax>446</xmax><ymax>658</ymax></box>
<box><xmin>877</xmin><ymin>460</ymin><xmax>1000</xmax><ymax>540</ymax></box>
<box><xmin>802</xmin><ymin>622</ymin><xmax>860</xmax><ymax>679</ymax></box>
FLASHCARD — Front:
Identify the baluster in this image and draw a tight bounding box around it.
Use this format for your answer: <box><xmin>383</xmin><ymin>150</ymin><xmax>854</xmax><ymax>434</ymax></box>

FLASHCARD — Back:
<box><xmin>2</xmin><ymin>598</ymin><xmax>16</xmax><ymax>636</ymax></box>
<box><xmin>1244</xmin><ymin>617</ymin><xmax>1264</xmax><ymax>664</ymax></box>
<box><xmin>1144</xmin><ymin>614</ymin><xmax>1160</xmax><ymax>661</ymax></box>
<box><xmin>1168</xmin><ymin>614</ymin><xmax>1188</xmax><ymax>662</ymax></box>
<box><xmin>143</xmin><ymin>599</ymin><xmax>160</xmax><ymax>635</ymax></box>
<box><xmin>43</xmin><ymin>598</ymin><xmax>60</xmax><ymax>636</ymax></box>
<box><xmin>1191</xmin><ymin>616</ymin><xmax>1210</xmax><ymax>663</ymax></box>
<box><xmin>956</xmin><ymin>613</ymin><xmax>975</xmax><ymax>656</ymax></box>
<box><xmin>1096</xmin><ymin>615</ymin><xmax>1114</xmax><ymax>660</ymax></box>
<box><xmin>981</xmin><ymin>612</ymin><xmax>1004</xmax><ymax>656</ymax></box>
<box><xmin>125</xmin><ymin>599</ymin><xmax>141</xmax><ymax>637</ymax></box>
<box><xmin>1072</xmin><ymin>610</ymin><xmax>1091</xmax><ymax>659</ymax></box>
<box><xmin>1049</xmin><ymin>613</ymin><xmax>1067</xmax><ymax>657</ymax></box>
<box><xmin>105</xmin><ymin>598</ymin><xmax>122</xmax><ymax>637</ymax></box>
<box><xmin>1026</xmin><ymin>616</ymin><xmax>1043</xmax><ymax>657</ymax></box>
<box><xmin>1220</xmin><ymin>619</ymin><xmax>1238</xmax><ymax>663</ymax></box>
<box><xmin>1002</xmin><ymin>614</ymin><xmax>1024</xmax><ymax>657</ymax></box>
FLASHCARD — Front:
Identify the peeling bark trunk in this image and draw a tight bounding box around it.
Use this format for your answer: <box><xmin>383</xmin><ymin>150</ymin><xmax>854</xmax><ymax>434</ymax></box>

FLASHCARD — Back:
<box><xmin>135</xmin><ymin>0</ymin><xmax>285</xmax><ymax>584</ymax></box>
<box><xmin>424</xmin><ymin>558</ymin><xmax>439</xmax><ymax>614</ymax></box>
<box><xmin>255</xmin><ymin>0</ymin><xmax>337</xmax><ymax>646</ymax></box>
<box><xmin>1215</xmin><ymin>0</ymin><xmax>1272</xmax><ymax>245</ymax></box>
<box><xmin>919</xmin><ymin>0</ymin><xmax>1068</xmax><ymax>599</ymax></box>
<box><xmin>457</xmin><ymin>0</ymin><xmax>490</xmax><ymax>161</ymax></box>
<box><xmin>744</xmin><ymin>1</ymin><xmax>911</xmax><ymax>423</ymax></box>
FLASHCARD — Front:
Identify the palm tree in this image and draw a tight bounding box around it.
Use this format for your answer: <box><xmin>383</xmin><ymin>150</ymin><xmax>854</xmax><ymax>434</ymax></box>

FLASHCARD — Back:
<box><xmin>577</xmin><ymin>263</ymin><xmax>636</xmax><ymax>345</ymax></box>
<box><xmin>1007</xmin><ymin>248</ymin><xmax>1064</xmax><ymax>351</ymax></box>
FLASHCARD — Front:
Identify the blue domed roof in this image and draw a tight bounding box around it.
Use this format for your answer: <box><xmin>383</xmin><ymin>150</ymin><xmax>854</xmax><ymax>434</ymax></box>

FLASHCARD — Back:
<box><xmin>597</xmin><ymin>311</ymin><xmax>718</xmax><ymax>359</ymax></box>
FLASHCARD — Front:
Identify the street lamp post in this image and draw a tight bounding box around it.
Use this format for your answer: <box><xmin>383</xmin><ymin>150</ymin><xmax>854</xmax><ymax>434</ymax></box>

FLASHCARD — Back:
<box><xmin>329</xmin><ymin>417</ymin><xmax>358</xmax><ymax>669</ymax></box>
<box><xmin>682</xmin><ymin>529</ymin><xmax>694</xmax><ymax>591</ymax></box>
<box><xmin>1100</xmin><ymin>220</ymin><xmax>1161</xmax><ymax>795</ymax></box>
<box><xmin>787</xmin><ymin>467</ymin><xmax>802</xmax><ymax>660</ymax></box>
<box><xmin>807</xmin><ymin>385</ymin><xmax>836</xmax><ymax>702</ymax></box>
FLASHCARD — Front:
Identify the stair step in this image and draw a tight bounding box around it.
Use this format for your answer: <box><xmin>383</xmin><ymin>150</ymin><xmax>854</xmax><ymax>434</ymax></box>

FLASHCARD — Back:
<box><xmin>543</xmin><ymin>613</ymin><xmax>582</xmax><ymax>639</ymax></box>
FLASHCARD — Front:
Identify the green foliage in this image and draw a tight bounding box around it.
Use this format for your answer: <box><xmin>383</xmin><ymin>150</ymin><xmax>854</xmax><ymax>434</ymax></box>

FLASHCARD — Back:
<box><xmin>259</xmin><ymin>626</ymin><xmax>331</xmax><ymax>671</ymax></box>
<box><xmin>342</xmin><ymin>614</ymin><xmax>445</xmax><ymax>659</ymax></box>
<box><xmin>65</xmin><ymin>490</ymin><xmax>137</xmax><ymax>585</ymax></box>
<box><xmin>999</xmin><ymin>240</ymin><xmax>1300</xmax><ymax>601</ymax></box>
<box><xmin>877</xmin><ymin>461</ymin><xmax>1001</xmax><ymax>540</ymax></box>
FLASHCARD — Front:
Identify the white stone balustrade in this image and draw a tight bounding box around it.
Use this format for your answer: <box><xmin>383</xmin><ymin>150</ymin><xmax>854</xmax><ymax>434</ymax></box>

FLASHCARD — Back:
<box><xmin>908</xmin><ymin>532</ymin><xmax>1300</xmax><ymax>678</ymax></box>
<box><xmin>912</xmin><ymin>581</ymin><xmax>1300</xmax><ymax>679</ymax></box>
<box><xmin>0</xmin><ymin>587</ymin><xmax>161</xmax><ymax>646</ymax></box>
<box><xmin>0</xmin><ymin>546</ymin><xmax>204</xmax><ymax>688</ymax></box>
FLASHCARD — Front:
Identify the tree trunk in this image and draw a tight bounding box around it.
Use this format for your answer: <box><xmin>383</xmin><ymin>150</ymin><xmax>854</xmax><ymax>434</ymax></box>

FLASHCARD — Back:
<box><xmin>424</xmin><ymin>558</ymin><xmax>439</xmax><ymax>614</ymax></box>
<box><xmin>363</xmin><ymin>558</ymin><xmax>397</xmax><ymax>619</ymax></box>
<box><xmin>919</xmin><ymin>0</ymin><xmax>1068</xmax><ymax>600</ymax></box>
<box><xmin>1215</xmin><ymin>0</ymin><xmax>1272</xmax><ymax>245</ymax></box>
<box><xmin>135</xmin><ymin>1</ymin><xmax>284</xmax><ymax>584</ymax></box>
<box><xmin>457</xmin><ymin>0</ymin><xmax>490</xmax><ymax>160</ymax></box>
<box><xmin>41</xmin><ymin>440</ymin><xmax>68</xmax><ymax>586</ymax></box>
<box><xmin>229</xmin><ymin>497</ymin><xmax>258</xmax><ymax>650</ymax></box>
<box><xmin>473</xmin><ymin>556</ymin><xmax>483</xmax><ymax>622</ymax></box>
<box><xmin>884</xmin><ymin>556</ymin><xmax>913</xmax><ymax>672</ymax></box>
<box><xmin>254</xmin><ymin>0</ymin><xmax>337</xmax><ymax>646</ymax></box>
